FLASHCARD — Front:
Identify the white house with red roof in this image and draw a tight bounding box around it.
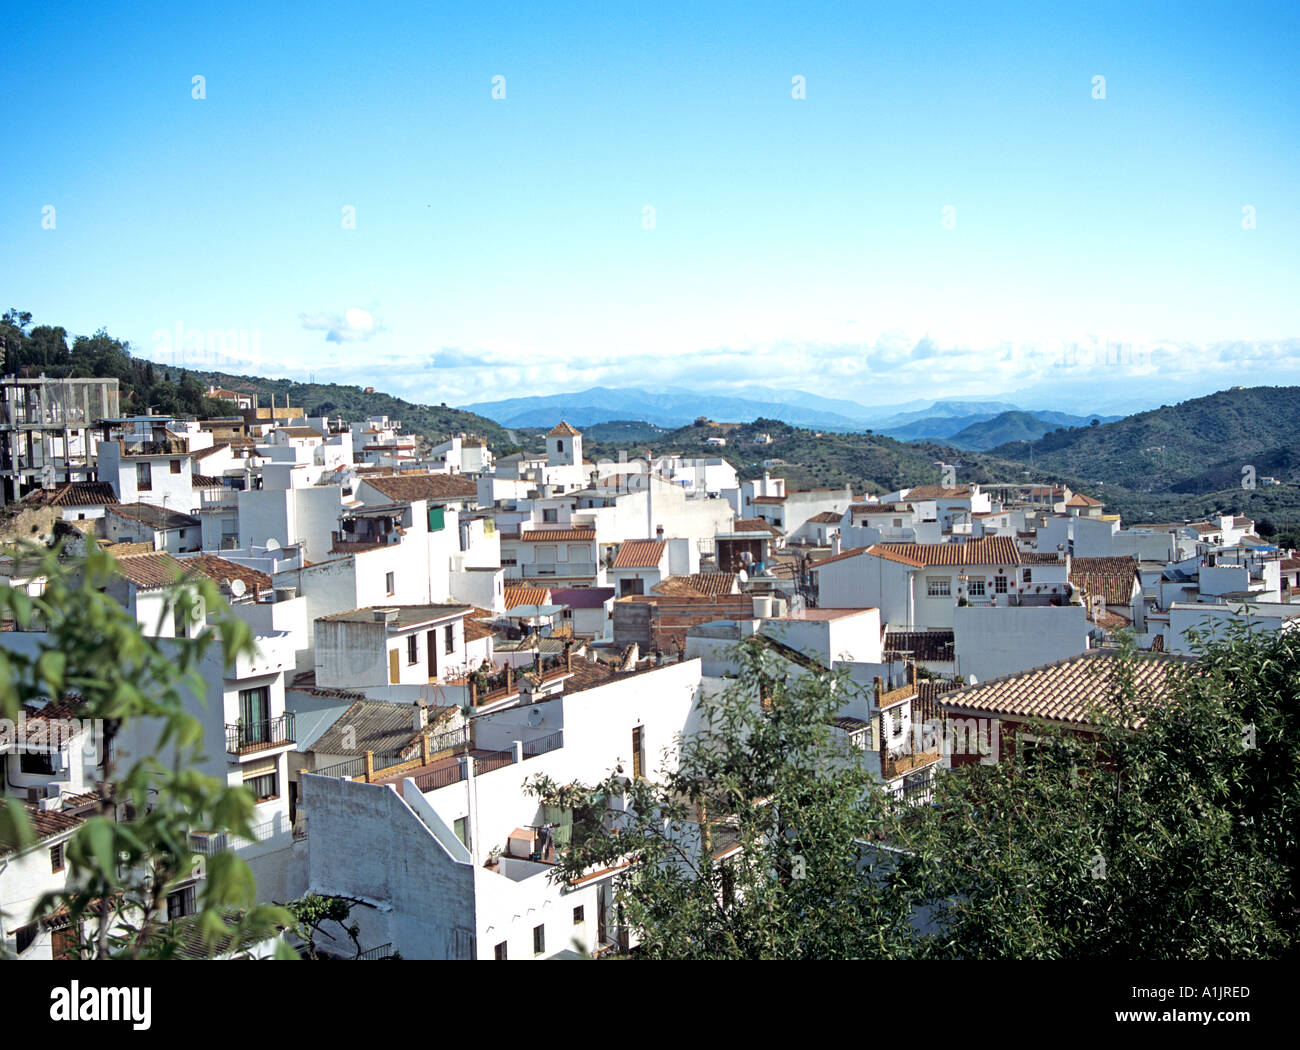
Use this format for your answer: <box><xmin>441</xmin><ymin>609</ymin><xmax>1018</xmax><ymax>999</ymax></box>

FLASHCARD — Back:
<box><xmin>810</xmin><ymin>537</ymin><xmax>1052</xmax><ymax>630</ymax></box>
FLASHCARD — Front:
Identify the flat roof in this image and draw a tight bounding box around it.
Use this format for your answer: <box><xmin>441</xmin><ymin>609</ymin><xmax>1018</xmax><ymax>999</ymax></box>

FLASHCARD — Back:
<box><xmin>318</xmin><ymin>604</ymin><xmax>472</xmax><ymax>627</ymax></box>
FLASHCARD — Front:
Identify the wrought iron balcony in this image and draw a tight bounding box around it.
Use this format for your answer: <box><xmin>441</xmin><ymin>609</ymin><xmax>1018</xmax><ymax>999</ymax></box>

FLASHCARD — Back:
<box><xmin>225</xmin><ymin>712</ymin><xmax>295</xmax><ymax>755</ymax></box>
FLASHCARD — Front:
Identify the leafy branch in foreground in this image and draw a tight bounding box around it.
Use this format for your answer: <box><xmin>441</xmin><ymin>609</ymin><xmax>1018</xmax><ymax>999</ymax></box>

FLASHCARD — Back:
<box><xmin>0</xmin><ymin>542</ymin><xmax>295</xmax><ymax>959</ymax></box>
<box><xmin>884</xmin><ymin>632</ymin><xmax>1296</xmax><ymax>959</ymax></box>
<box><xmin>528</xmin><ymin>638</ymin><xmax>913</xmax><ymax>959</ymax></box>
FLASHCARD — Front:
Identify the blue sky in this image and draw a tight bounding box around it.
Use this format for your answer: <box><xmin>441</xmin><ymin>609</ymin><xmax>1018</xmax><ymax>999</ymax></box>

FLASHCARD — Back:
<box><xmin>3</xmin><ymin>1</ymin><xmax>1298</xmax><ymax>413</ymax></box>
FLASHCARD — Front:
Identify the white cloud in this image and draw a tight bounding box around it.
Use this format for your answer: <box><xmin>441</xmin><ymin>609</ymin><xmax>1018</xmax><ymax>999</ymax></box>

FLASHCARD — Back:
<box><xmin>300</xmin><ymin>308</ymin><xmax>383</xmax><ymax>343</ymax></box>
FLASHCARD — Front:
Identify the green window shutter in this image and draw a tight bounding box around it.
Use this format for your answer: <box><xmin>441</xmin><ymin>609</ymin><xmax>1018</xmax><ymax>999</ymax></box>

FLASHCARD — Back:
<box><xmin>428</xmin><ymin>505</ymin><xmax>445</xmax><ymax>532</ymax></box>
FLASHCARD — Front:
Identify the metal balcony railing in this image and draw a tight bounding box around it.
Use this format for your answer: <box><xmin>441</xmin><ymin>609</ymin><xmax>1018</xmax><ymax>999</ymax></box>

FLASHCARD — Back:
<box><xmin>225</xmin><ymin>712</ymin><xmax>295</xmax><ymax>755</ymax></box>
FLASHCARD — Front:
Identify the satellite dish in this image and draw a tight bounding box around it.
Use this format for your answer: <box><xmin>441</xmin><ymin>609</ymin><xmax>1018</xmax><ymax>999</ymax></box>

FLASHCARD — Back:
<box><xmin>265</xmin><ymin>538</ymin><xmax>281</xmax><ymax>552</ymax></box>
<box><xmin>229</xmin><ymin>579</ymin><xmax>247</xmax><ymax>598</ymax></box>
<box><xmin>737</xmin><ymin>569</ymin><xmax>748</xmax><ymax>584</ymax></box>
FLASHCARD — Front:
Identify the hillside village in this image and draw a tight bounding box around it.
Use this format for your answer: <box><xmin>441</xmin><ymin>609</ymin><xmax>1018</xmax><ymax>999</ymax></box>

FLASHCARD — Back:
<box><xmin>1</xmin><ymin>373</ymin><xmax>1295</xmax><ymax>960</ymax></box>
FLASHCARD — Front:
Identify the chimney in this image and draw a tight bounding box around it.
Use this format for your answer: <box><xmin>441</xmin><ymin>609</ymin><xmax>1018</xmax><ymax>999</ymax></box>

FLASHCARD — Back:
<box><xmin>414</xmin><ymin>700</ymin><xmax>428</xmax><ymax>731</ymax></box>
<box><xmin>831</xmin><ymin>532</ymin><xmax>842</xmax><ymax>556</ymax></box>
<box><xmin>655</xmin><ymin>524</ymin><xmax>664</xmax><ymax>540</ymax></box>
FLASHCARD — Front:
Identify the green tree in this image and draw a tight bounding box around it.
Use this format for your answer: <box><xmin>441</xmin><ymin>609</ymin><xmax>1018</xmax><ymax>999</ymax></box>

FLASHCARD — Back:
<box><xmin>533</xmin><ymin>639</ymin><xmax>912</xmax><ymax>959</ymax></box>
<box><xmin>884</xmin><ymin>634</ymin><xmax>1295</xmax><ymax>959</ymax></box>
<box><xmin>0</xmin><ymin>543</ymin><xmax>295</xmax><ymax>959</ymax></box>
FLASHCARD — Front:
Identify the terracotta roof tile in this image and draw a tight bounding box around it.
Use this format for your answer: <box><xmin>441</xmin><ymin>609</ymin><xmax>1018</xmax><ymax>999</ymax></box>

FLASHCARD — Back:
<box><xmin>505</xmin><ymin>585</ymin><xmax>551</xmax><ymax>609</ymax></box>
<box><xmin>1071</xmin><ymin>556</ymin><xmax>1140</xmax><ymax>606</ymax></box>
<box><xmin>107</xmin><ymin>503</ymin><xmax>200</xmax><ymax>530</ymax></box>
<box><xmin>182</xmin><ymin>554</ymin><xmax>273</xmax><ymax>596</ymax></box>
<box><xmin>906</xmin><ymin>485</ymin><xmax>973</xmax><ymax>499</ymax></box>
<box><xmin>651</xmin><ymin>572</ymin><xmax>738</xmax><ymax>598</ymax></box>
<box><xmin>0</xmin><ymin>805</ymin><xmax>84</xmax><ymax>857</ymax></box>
<box><xmin>612</xmin><ymin>539</ymin><xmax>666</xmax><ymax>568</ymax></box>
<box><xmin>23</xmin><ymin>482</ymin><xmax>118</xmax><ymax>508</ymax></box>
<box><xmin>940</xmin><ymin>650</ymin><xmax>1183</xmax><ymax>728</ymax></box>
<box><xmin>114</xmin><ymin>551</ymin><xmax>204</xmax><ymax>590</ymax></box>
<box><xmin>360</xmin><ymin>473</ymin><xmax>479</xmax><ymax>503</ymax></box>
<box><xmin>519</xmin><ymin>527</ymin><xmax>596</xmax><ymax>542</ymax></box>
<box><xmin>730</xmin><ymin>518</ymin><xmax>782</xmax><ymax>535</ymax></box>
<box><xmin>884</xmin><ymin>630</ymin><xmax>955</xmax><ymax>662</ymax></box>
<box><xmin>546</xmin><ymin>421</ymin><xmax>582</xmax><ymax>437</ymax></box>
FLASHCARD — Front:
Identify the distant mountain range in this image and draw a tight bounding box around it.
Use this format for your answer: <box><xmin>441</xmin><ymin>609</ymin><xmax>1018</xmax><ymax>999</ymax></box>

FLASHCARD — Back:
<box><xmin>461</xmin><ymin>386</ymin><xmax>1120</xmax><ymax>448</ymax></box>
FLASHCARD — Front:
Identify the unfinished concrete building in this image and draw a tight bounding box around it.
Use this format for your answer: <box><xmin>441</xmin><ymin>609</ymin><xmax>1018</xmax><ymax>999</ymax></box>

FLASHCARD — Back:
<box><xmin>0</xmin><ymin>375</ymin><xmax>121</xmax><ymax>505</ymax></box>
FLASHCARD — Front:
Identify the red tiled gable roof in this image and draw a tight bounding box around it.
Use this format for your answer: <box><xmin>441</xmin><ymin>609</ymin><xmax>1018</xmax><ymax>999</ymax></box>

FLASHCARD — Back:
<box><xmin>730</xmin><ymin>518</ymin><xmax>782</xmax><ymax>535</ymax></box>
<box><xmin>361</xmin><ymin>473</ymin><xmax>479</xmax><ymax>503</ymax></box>
<box><xmin>612</xmin><ymin>539</ymin><xmax>666</xmax><ymax>568</ymax></box>
<box><xmin>183</xmin><ymin>554</ymin><xmax>273</xmax><ymax>596</ymax></box>
<box><xmin>651</xmin><ymin>572</ymin><xmax>739</xmax><ymax>598</ymax></box>
<box><xmin>1020</xmin><ymin>551</ymin><xmax>1066</xmax><ymax>564</ymax></box>
<box><xmin>806</xmin><ymin>511</ymin><xmax>844</xmax><ymax>524</ymax></box>
<box><xmin>1066</xmin><ymin>493</ymin><xmax>1105</xmax><ymax>507</ymax></box>
<box><xmin>852</xmin><ymin>502</ymin><xmax>914</xmax><ymax>516</ymax></box>
<box><xmin>519</xmin><ymin>527</ymin><xmax>596</xmax><ymax>542</ymax></box>
<box><xmin>808</xmin><ymin>545</ymin><xmax>870</xmax><ymax>569</ymax></box>
<box><xmin>191</xmin><ymin>442</ymin><xmax>231</xmax><ymax>461</ymax></box>
<box><xmin>100</xmin><ymin>540</ymin><xmax>155</xmax><ymax>556</ymax></box>
<box><xmin>547</xmin><ymin>421</ymin><xmax>582</xmax><ymax>437</ymax></box>
<box><xmin>0</xmin><ymin>805</ymin><xmax>85</xmax><ymax>857</ymax></box>
<box><xmin>906</xmin><ymin>485</ymin><xmax>973</xmax><ymax>499</ymax></box>
<box><xmin>23</xmin><ymin>481</ymin><xmax>119</xmax><ymax>508</ymax></box>
<box><xmin>505</xmin><ymin>585</ymin><xmax>551</xmax><ymax>609</ymax></box>
<box><xmin>464</xmin><ymin>618</ymin><xmax>496</xmax><ymax>642</ymax></box>
<box><xmin>870</xmin><ymin>536</ymin><xmax>1022</xmax><ymax>568</ymax></box>
<box><xmin>108</xmin><ymin>503</ymin><xmax>200</xmax><ymax>530</ymax></box>
<box><xmin>1232</xmin><ymin>516</ymin><xmax>1253</xmax><ymax>528</ymax></box>
<box><xmin>190</xmin><ymin>474</ymin><xmax>225</xmax><ymax>488</ymax></box>
<box><xmin>278</xmin><ymin>427</ymin><xmax>324</xmax><ymax>439</ymax></box>
<box><xmin>884</xmin><ymin>630</ymin><xmax>955</xmax><ymax>662</ymax></box>
<box><xmin>940</xmin><ymin>650</ymin><xmax>1183</xmax><ymax>728</ymax></box>
<box><xmin>1070</xmin><ymin>556</ymin><xmax>1140</xmax><ymax>606</ymax></box>
<box><xmin>113</xmin><ymin>551</ymin><xmax>203</xmax><ymax>590</ymax></box>
<box><xmin>750</xmin><ymin>495</ymin><xmax>787</xmax><ymax>504</ymax></box>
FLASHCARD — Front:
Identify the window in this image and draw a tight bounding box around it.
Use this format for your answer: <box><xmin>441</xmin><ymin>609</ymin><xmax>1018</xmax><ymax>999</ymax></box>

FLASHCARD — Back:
<box><xmin>243</xmin><ymin>767</ymin><xmax>279</xmax><ymax>802</ymax></box>
<box><xmin>15</xmin><ymin>922</ymin><xmax>37</xmax><ymax>955</ymax></box>
<box><xmin>495</xmin><ymin>941</ymin><xmax>508</xmax><ymax>960</ymax></box>
<box><xmin>385</xmin><ymin>571</ymin><xmax>395</xmax><ymax>595</ymax></box>
<box><xmin>542</xmin><ymin>508</ymin><xmax>558</xmax><ymax>523</ymax></box>
<box><xmin>1022</xmin><ymin>568</ymin><xmax>1033</xmax><ymax>583</ymax></box>
<box><xmin>573</xmin><ymin>906</ymin><xmax>585</xmax><ymax>925</ymax></box>
<box><xmin>968</xmin><ymin>578</ymin><xmax>986</xmax><ymax>597</ymax></box>
<box><xmin>454</xmin><ymin>816</ymin><xmax>470</xmax><ymax>850</ymax></box>
<box><xmin>170</xmin><ymin>459</ymin><xmax>182</xmax><ymax>474</ymax></box>
<box><xmin>20</xmin><ymin>750</ymin><xmax>54</xmax><ymax>775</ymax></box>
<box><xmin>173</xmin><ymin>602</ymin><xmax>187</xmax><ymax>638</ymax></box>
<box><xmin>556</xmin><ymin>440</ymin><xmax>564</xmax><ymax>453</ymax></box>
<box><xmin>994</xmin><ymin>575</ymin><xmax>1008</xmax><ymax>594</ymax></box>
<box><xmin>239</xmin><ymin>686</ymin><xmax>270</xmax><ymax>741</ymax></box>
<box><xmin>926</xmin><ymin>577</ymin><xmax>951</xmax><ymax>597</ymax></box>
<box><xmin>533</xmin><ymin>924</ymin><xmax>546</xmax><ymax>955</ymax></box>
<box><xmin>444</xmin><ymin>624</ymin><xmax>455</xmax><ymax>654</ymax></box>
<box><xmin>136</xmin><ymin>462</ymin><xmax>152</xmax><ymax>492</ymax></box>
<box><xmin>167</xmin><ymin>885</ymin><xmax>196</xmax><ymax>921</ymax></box>
<box><xmin>50</xmin><ymin>844</ymin><xmax>65</xmax><ymax>872</ymax></box>
<box><xmin>893</xmin><ymin>518</ymin><xmax>903</xmax><ymax>528</ymax></box>
<box><xmin>407</xmin><ymin>634</ymin><xmax>419</xmax><ymax>665</ymax></box>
